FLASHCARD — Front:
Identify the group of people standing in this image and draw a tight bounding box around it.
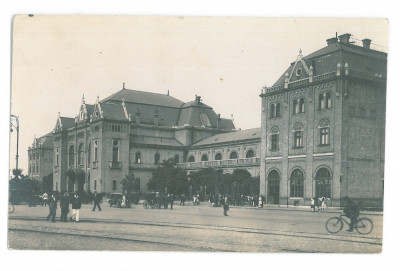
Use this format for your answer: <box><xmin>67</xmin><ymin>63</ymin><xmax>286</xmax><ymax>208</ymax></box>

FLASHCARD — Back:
<box><xmin>310</xmin><ymin>196</ymin><xmax>327</xmax><ymax>212</ymax></box>
<box><xmin>45</xmin><ymin>191</ymin><xmax>99</xmax><ymax>223</ymax></box>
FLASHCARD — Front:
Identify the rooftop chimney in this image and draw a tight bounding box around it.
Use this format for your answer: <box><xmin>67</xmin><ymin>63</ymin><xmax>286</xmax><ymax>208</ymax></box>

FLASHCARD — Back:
<box><xmin>362</xmin><ymin>38</ymin><xmax>372</xmax><ymax>49</ymax></box>
<box><xmin>338</xmin><ymin>33</ymin><xmax>351</xmax><ymax>44</ymax></box>
<box><xmin>326</xmin><ymin>37</ymin><xmax>338</xmax><ymax>45</ymax></box>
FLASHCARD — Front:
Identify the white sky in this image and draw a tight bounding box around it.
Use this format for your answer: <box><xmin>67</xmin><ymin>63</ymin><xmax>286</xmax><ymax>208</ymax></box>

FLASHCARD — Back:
<box><xmin>9</xmin><ymin>16</ymin><xmax>388</xmax><ymax>173</ymax></box>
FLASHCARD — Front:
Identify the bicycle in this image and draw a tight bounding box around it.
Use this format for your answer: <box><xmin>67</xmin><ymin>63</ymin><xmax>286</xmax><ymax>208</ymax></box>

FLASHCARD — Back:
<box><xmin>325</xmin><ymin>214</ymin><xmax>373</xmax><ymax>234</ymax></box>
<box><xmin>8</xmin><ymin>202</ymin><xmax>15</xmax><ymax>214</ymax></box>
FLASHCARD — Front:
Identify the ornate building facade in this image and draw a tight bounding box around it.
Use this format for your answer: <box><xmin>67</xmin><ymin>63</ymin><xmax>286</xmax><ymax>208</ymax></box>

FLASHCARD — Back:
<box><xmin>259</xmin><ymin>34</ymin><xmax>386</xmax><ymax>207</ymax></box>
<box><xmin>28</xmin><ymin>133</ymin><xmax>54</xmax><ymax>182</ymax></box>
<box><xmin>51</xmin><ymin>88</ymin><xmax>235</xmax><ymax>193</ymax></box>
<box><xmin>30</xmin><ymin>33</ymin><xmax>386</xmax><ymax>208</ymax></box>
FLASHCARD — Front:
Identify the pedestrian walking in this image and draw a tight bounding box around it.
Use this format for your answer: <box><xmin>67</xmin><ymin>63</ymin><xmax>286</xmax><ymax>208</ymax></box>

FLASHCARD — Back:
<box><xmin>258</xmin><ymin>194</ymin><xmax>264</xmax><ymax>208</ymax></box>
<box><xmin>42</xmin><ymin>192</ymin><xmax>48</xmax><ymax>207</ymax></box>
<box><xmin>179</xmin><ymin>194</ymin><xmax>185</xmax><ymax>206</ymax></box>
<box><xmin>92</xmin><ymin>191</ymin><xmax>102</xmax><ymax>211</ymax></box>
<box><xmin>320</xmin><ymin>197</ymin><xmax>327</xmax><ymax>211</ymax></box>
<box><xmin>70</xmin><ymin>192</ymin><xmax>82</xmax><ymax>222</ymax></box>
<box><xmin>46</xmin><ymin>193</ymin><xmax>57</xmax><ymax>222</ymax></box>
<box><xmin>223</xmin><ymin>194</ymin><xmax>230</xmax><ymax>216</ymax></box>
<box><xmin>313</xmin><ymin>196</ymin><xmax>320</xmax><ymax>212</ymax></box>
<box><xmin>310</xmin><ymin>197</ymin><xmax>315</xmax><ymax>212</ymax></box>
<box><xmin>60</xmin><ymin>192</ymin><xmax>70</xmax><ymax>222</ymax></box>
<box><xmin>169</xmin><ymin>193</ymin><xmax>175</xmax><ymax>210</ymax></box>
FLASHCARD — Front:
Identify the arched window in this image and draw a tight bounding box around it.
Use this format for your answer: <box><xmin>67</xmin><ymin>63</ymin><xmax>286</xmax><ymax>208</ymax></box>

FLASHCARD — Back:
<box><xmin>319</xmin><ymin>93</ymin><xmax>325</xmax><ymax>110</ymax></box>
<box><xmin>78</xmin><ymin>143</ymin><xmax>84</xmax><ymax>166</ymax></box>
<box><xmin>290</xmin><ymin>169</ymin><xmax>304</xmax><ymax>197</ymax></box>
<box><xmin>229</xmin><ymin>151</ymin><xmax>238</xmax><ymax>159</ymax></box>
<box><xmin>318</xmin><ymin>119</ymin><xmax>330</xmax><ymax>146</ymax></box>
<box><xmin>174</xmin><ymin>154</ymin><xmax>179</xmax><ymax>163</ymax></box>
<box><xmin>293</xmin><ymin>123</ymin><xmax>304</xmax><ymax>148</ymax></box>
<box><xmin>87</xmin><ymin>143</ymin><xmax>91</xmax><ymax>164</ymax></box>
<box><xmin>201</xmin><ymin>154</ymin><xmax>209</xmax><ymax>162</ymax></box>
<box><xmin>315</xmin><ymin>167</ymin><xmax>331</xmax><ymax>198</ymax></box>
<box><xmin>135</xmin><ymin>152</ymin><xmax>141</xmax><ymax>164</ymax></box>
<box><xmin>326</xmin><ymin>92</ymin><xmax>332</xmax><ymax>109</ymax></box>
<box><xmin>270</xmin><ymin>103</ymin><xmax>275</xmax><ymax>118</ymax></box>
<box><xmin>293</xmin><ymin>99</ymin><xmax>299</xmax><ymax>114</ymax></box>
<box><xmin>69</xmin><ymin>145</ymin><xmax>75</xmax><ymax>167</ymax></box>
<box><xmin>215</xmin><ymin>153</ymin><xmax>222</xmax><ymax>160</ymax></box>
<box><xmin>246</xmin><ymin>149</ymin><xmax>255</xmax><ymax>158</ymax></box>
<box><xmin>299</xmin><ymin>98</ymin><xmax>305</xmax><ymax>113</ymax></box>
<box><xmin>276</xmin><ymin>103</ymin><xmax>281</xmax><ymax>117</ymax></box>
<box><xmin>188</xmin><ymin>155</ymin><xmax>195</xmax><ymax>162</ymax></box>
<box><xmin>112</xmin><ymin>140</ymin><xmax>119</xmax><ymax>162</ymax></box>
<box><xmin>270</xmin><ymin>127</ymin><xmax>279</xmax><ymax>151</ymax></box>
<box><xmin>154</xmin><ymin>153</ymin><xmax>160</xmax><ymax>164</ymax></box>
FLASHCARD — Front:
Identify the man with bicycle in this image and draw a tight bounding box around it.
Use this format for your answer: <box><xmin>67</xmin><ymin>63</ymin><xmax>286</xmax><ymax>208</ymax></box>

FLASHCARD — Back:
<box><xmin>343</xmin><ymin>196</ymin><xmax>360</xmax><ymax>232</ymax></box>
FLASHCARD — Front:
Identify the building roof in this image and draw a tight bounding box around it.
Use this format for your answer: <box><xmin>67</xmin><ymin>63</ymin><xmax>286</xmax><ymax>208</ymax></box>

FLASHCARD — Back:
<box><xmin>273</xmin><ymin>36</ymin><xmax>387</xmax><ymax>87</ymax></box>
<box><xmin>192</xmin><ymin>127</ymin><xmax>261</xmax><ymax>147</ymax></box>
<box><xmin>102</xmin><ymin>88</ymin><xmax>184</xmax><ymax>108</ymax></box>
<box><xmin>100</xmin><ymin>102</ymin><xmax>128</xmax><ymax>121</ymax></box>
<box><xmin>60</xmin><ymin>117</ymin><xmax>75</xmax><ymax>130</ymax></box>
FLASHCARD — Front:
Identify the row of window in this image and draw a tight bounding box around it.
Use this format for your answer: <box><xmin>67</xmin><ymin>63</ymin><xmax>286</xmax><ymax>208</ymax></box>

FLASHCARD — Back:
<box><xmin>62</xmin><ymin>139</ymin><xmax>101</xmax><ymax>167</ymax></box>
<box><xmin>29</xmin><ymin>165</ymin><xmax>39</xmax><ymax>174</ymax></box>
<box><xmin>134</xmin><ymin>152</ymin><xmax>179</xmax><ymax>165</ymax></box>
<box><xmin>29</xmin><ymin>153</ymin><xmax>40</xmax><ymax>160</ymax></box>
<box><xmin>269</xmin><ymin>91</ymin><xmax>332</xmax><ymax>118</ymax></box>
<box><xmin>188</xmin><ymin>149</ymin><xmax>255</xmax><ymax>163</ymax></box>
<box><xmin>267</xmin><ymin>167</ymin><xmax>331</xmax><ymax>198</ymax></box>
<box><xmin>269</xmin><ymin>119</ymin><xmax>330</xmax><ymax>151</ymax></box>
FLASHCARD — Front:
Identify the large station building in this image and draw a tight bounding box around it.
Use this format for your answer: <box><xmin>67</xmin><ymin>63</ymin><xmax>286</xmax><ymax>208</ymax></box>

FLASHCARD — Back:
<box><xmin>28</xmin><ymin>33</ymin><xmax>386</xmax><ymax>207</ymax></box>
<box><xmin>259</xmin><ymin>34</ymin><xmax>386</xmax><ymax>207</ymax></box>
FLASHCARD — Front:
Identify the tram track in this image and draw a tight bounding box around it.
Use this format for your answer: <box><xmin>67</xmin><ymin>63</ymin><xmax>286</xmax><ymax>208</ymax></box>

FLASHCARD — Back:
<box><xmin>8</xmin><ymin>216</ymin><xmax>382</xmax><ymax>250</ymax></box>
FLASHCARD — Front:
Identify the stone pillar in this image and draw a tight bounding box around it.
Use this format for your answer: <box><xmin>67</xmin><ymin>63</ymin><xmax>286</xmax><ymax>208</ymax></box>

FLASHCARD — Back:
<box><xmin>259</xmin><ymin>89</ymin><xmax>268</xmax><ymax>200</ymax></box>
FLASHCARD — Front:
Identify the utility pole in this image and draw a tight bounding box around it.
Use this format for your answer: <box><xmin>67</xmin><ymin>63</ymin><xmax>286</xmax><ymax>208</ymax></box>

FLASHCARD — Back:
<box><xmin>10</xmin><ymin>115</ymin><xmax>20</xmax><ymax>173</ymax></box>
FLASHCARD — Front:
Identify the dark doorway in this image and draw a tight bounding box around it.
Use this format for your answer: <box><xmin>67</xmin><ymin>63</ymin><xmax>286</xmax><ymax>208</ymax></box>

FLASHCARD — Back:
<box><xmin>267</xmin><ymin>170</ymin><xmax>280</xmax><ymax>204</ymax></box>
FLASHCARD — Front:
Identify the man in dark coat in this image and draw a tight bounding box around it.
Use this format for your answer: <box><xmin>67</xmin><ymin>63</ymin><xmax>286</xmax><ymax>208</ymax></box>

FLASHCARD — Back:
<box><xmin>92</xmin><ymin>191</ymin><xmax>102</xmax><ymax>211</ymax></box>
<box><xmin>343</xmin><ymin>196</ymin><xmax>360</xmax><ymax>232</ymax></box>
<box><xmin>70</xmin><ymin>192</ymin><xmax>82</xmax><ymax>222</ymax></box>
<box><xmin>179</xmin><ymin>194</ymin><xmax>185</xmax><ymax>206</ymax></box>
<box><xmin>59</xmin><ymin>192</ymin><xmax>70</xmax><ymax>222</ymax></box>
<box><xmin>223</xmin><ymin>194</ymin><xmax>230</xmax><ymax>216</ymax></box>
<box><xmin>46</xmin><ymin>193</ymin><xmax>57</xmax><ymax>222</ymax></box>
<box><xmin>169</xmin><ymin>193</ymin><xmax>175</xmax><ymax>210</ymax></box>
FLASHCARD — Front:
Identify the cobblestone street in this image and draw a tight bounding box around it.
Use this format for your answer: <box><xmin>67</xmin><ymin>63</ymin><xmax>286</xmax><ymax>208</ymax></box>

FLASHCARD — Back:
<box><xmin>8</xmin><ymin>202</ymin><xmax>382</xmax><ymax>252</ymax></box>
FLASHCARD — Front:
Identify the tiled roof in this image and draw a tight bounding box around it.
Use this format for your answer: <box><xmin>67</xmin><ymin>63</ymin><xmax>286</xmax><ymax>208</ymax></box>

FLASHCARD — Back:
<box><xmin>124</xmin><ymin>102</ymin><xmax>180</xmax><ymax>126</ymax></box>
<box><xmin>60</xmin><ymin>117</ymin><xmax>75</xmax><ymax>130</ymax></box>
<box><xmin>100</xmin><ymin>103</ymin><xmax>127</xmax><ymax>121</ymax></box>
<box><xmin>192</xmin><ymin>127</ymin><xmax>261</xmax><ymax>147</ymax></box>
<box><xmin>102</xmin><ymin>88</ymin><xmax>184</xmax><ymax>108</ymax></box>
<box><xmin>273</xmin><ymin>40</ymin><xmax>387</xmax><ymax>87</ymax></box>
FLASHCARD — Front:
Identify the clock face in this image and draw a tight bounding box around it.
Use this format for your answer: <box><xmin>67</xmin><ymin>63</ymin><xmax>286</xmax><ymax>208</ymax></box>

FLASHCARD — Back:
<box><xmin>296</xmin><ymin>68</ymin><xmax>302</xmax><ymax>77</ymax></box>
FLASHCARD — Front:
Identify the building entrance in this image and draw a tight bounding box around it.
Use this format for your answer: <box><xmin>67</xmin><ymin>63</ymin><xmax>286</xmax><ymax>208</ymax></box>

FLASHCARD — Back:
<box><xmin>267</xmin><ymin>170</ymin><xmax>280</xmax><ymax>204</ymax></box>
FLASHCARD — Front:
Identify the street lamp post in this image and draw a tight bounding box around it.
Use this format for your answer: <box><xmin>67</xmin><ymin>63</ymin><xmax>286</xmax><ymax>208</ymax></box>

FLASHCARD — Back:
<box><xmin>10</xmin><ymin>115</ymin><xmax>20</xmax><ymax>173</ymax></box>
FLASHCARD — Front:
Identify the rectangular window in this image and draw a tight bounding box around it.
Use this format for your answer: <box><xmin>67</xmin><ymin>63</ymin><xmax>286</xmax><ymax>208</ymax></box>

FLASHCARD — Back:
<box><xmin>112</xmin><ymin>180</ymin><xmax>117</xmax><ymax>190</ymax></box>
<box><xmin>320</xmin><ymin>128</ymin><xmax>329</xmax><ymax>145</ymax></box>
<box><xmin>94</xmin><ymin>140</ymin><xmax>98</xmax><ymax>161</ymax></box>
<box><xmin>94</xmin><ymin>180</ymin><xmax>97</xmax><ymax>190</ymax></box>
<box><xmin>271</xmin><ymin>134</ymin><xmax>279</xmax><ymax>151</ymax></box>
<box><xmin>112</xmin><ymin>139</ymin><xmax>119</xmax><ymax>162</ymax></box>
<box><xmin>294</xmin><ymin>131</ymin><xmax>303</xmax><ymax>148</ymax></box>
<box><xmin>56</xmin><ymin>182</ymin><xmax>58</xmax><ymax>191</ymax></box>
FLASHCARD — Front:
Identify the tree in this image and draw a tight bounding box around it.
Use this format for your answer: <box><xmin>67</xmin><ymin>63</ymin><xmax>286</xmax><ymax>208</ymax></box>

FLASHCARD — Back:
<box><xmin>148</xmin><ymin>158</ymin><xmax>188</xmax><ymax>195</ymax></box>
<box><xmin>188</xmin><ymin>167</ymin><xmax>220</xmax><ymax>195</ymax></box>
<box><xmin>12</xmin><ymin>168</ymin><xmax>22</xmax><ymax>177</ymax></box>
<box><xmin>121</xmin><ymin>173</ymin><xmax>140</xmax><ymax>193</ymax></box>
<box><xmin>42</xmin><ymin>173</ymin><xmax>53</xmax><ymax>192</ymax></box>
